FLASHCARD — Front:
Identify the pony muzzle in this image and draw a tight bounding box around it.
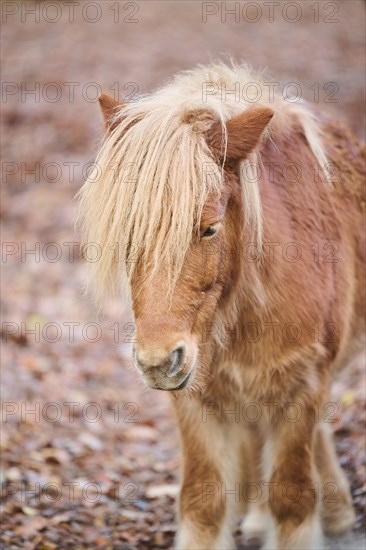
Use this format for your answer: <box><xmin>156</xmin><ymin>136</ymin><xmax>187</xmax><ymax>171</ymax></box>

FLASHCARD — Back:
<box><xmin>133</xmin><ymin>341</ymin><xmax>195</xmax><ymax>390</ymax></box>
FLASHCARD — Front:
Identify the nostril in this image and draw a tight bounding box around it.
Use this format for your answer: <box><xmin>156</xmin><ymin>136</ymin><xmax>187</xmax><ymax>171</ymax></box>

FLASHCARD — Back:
<box><xmin>174</xmin><ymin>345</ymin><xmax>184</xmax><ymax>357</ymax></box>
<box><xmin>167</xmin><ymin>345</ymin><xmax>185</xmax><ymax>377</ymax></box>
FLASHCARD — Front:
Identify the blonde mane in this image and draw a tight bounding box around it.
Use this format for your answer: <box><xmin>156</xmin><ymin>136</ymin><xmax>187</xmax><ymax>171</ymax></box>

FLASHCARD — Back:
<box><xmin>78</xmin><ymin>61</ymin><xmax>329</xmax><ymax>303</ymax></box>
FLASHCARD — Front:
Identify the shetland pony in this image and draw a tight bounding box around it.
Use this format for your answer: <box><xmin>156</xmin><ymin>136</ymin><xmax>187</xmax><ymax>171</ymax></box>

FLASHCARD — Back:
<box><xmin>78</xmin><ymin>63</ymin><xmax>365</xmax><ymax>549</ymax></box>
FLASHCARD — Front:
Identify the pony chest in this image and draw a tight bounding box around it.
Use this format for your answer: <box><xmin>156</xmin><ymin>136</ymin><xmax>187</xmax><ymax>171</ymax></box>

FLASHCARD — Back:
<box><xmin>209</xmin><ymin>351</ymin><xmax>322</xmax><ymax>405</ymax></box>
<box><xmin>208</xmin><ymin>361</ymin><xmax>283</xmax><ymax>403</ymax></box>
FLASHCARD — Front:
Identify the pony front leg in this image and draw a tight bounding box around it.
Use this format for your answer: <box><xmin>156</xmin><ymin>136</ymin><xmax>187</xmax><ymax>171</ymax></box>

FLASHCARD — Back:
<box><xmin>315</xmin><ymin>422</ymin><xmax>355</xmax><ymax>535</ymax></box>
<box><xmin>240</xmin><ymin>425</ymin><xmax>268</xmax><ymax>546</ymax></box>
<box><xmin>264</xmin><ymin>410</ymin><xmax>322</xmax><ymax>550</ymax></box>
<box><xmin>174</xmin><ymin>399</ymin><xmax>239</xmax><ymax>550</ymax></box>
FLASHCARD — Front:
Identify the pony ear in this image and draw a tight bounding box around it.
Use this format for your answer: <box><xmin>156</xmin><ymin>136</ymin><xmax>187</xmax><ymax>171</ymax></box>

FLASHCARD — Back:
<box><xmin>209</xmin><ymin>107</ymin><xmax>274</xmax><ymax>162</ymax></box>
<box><xmin>98</xmin><ymin>93</ymin><xmax>124</xmax><ymax>131</ymax></box>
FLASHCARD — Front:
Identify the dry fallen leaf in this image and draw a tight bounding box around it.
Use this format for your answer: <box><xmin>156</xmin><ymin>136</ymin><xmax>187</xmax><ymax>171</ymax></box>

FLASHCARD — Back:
<box><xmin>145</xmin><ymin>484</ymin><xmax>179</xmax><ymax>499</ymax></box>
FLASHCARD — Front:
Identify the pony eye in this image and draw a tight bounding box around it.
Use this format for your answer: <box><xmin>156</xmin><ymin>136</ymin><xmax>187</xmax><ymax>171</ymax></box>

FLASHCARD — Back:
<box><xmin>202</xmin><ymin>226</ymin><xmax>217</xmax><ymax>238</ymax></box>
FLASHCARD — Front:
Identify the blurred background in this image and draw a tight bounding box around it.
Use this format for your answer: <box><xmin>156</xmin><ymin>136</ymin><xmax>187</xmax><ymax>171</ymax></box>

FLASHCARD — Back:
<box><xmin>1</xmin><ymin>1</ymin><xmax>365</xmax><ymax>548</ymax></box>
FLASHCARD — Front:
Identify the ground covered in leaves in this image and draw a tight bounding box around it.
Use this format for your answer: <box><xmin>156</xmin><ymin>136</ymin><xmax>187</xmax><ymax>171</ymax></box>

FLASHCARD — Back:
<box><xmin>1</xmin><ymin>1</ymin><xmax>365</xmax><ymax>548</ymax></box>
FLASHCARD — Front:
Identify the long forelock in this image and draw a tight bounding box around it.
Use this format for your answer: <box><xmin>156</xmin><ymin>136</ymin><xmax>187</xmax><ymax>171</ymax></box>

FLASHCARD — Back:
<box><xmin>78</xmin><ymin>101</ymin><xmax>223</xmax><ymax>304</ymax></box>
<box><xmin>78</xmin><ymin>61</ymin><xmax>330</xmax><ymax>304</ymax></box>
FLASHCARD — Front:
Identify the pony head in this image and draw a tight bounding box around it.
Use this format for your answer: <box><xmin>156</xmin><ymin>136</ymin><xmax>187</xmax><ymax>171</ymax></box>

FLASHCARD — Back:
<box><xmin>78</xmin><ymin>66</ymin><xmax>274</xmax><ymax>392</ymax></box>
